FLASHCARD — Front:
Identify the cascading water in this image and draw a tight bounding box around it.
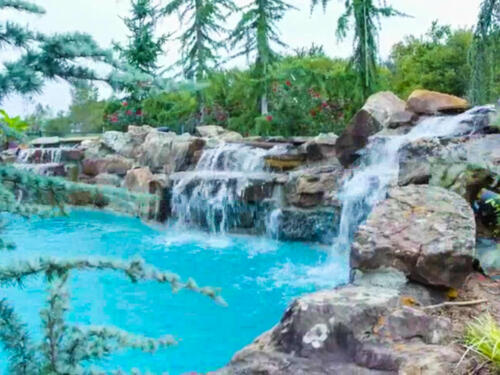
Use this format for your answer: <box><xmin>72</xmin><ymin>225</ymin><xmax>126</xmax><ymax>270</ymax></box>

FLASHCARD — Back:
<box><xmin>331</xmin><ymin>107</ymin><xmax>493</xmax><ymax>254</ymax></box>
<box><xmin>171</xmin><ymin>142</ymin><xmax>286</xmax><ymax>233</ymax></box>
<box><xmin>17</xmin><ymin>147</ymin><xmax>64</xmax><ymax>164</ymax></box>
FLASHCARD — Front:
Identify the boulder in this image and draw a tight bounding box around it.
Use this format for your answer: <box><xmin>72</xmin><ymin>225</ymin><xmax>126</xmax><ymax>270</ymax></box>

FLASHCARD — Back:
<box><xmin>216</xmin><ymin>269</ymin><xmax>477</xmax><ymax>375</ymax></box>
<box><xmin>123</xmin><ymin>167</ymin><xmax>155</xmax><ymax>194</ymax></box>
<box><xmin>285</xmin><ymin>165</ymin><xmax>344</xmax><ymax>208</ymax></box>
<box><xmin>336</xmin><ymin>92</ymin><xmax>407</xmax><ymax>167</ymax></box>
<box><xmin>196</xmin><ymin>125</ymin><xmax>243</xmax><ymax>141</ymax></box>
<box><xmin>101</xmin><ymin>126</ymin><xmax>155</xmax><ymax>159</ymax></box>
<box><xmin>407</xmin><ymin>90</ymin><xmax>469</xmax><ymax>115</ymax></box>
<box><xmin>94</xmin><ymin>173</ymin><xmax>122</xmax><ymax>187</ymax></box>
<box><xmin>137</xmin><ymin>132</ymin><xmax>205</xmax><ymax>173</ymax></box>
<box><xmin>351</xmin><ymin>185</ymin><xmax>476</xmax><ymax>288</ymax></box>
<box><xmin>82</xmin><ymin>155</ymin><xmax>134</xmax><ymax>177</ymax></box>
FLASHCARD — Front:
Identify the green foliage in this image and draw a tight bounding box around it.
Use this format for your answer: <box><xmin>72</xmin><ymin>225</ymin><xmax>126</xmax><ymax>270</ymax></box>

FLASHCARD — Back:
<box><xmin>0</xmin><ymin>1</ymin><xmax>114</xmax><ymax>99</ymax></box>
<box><xmin>164</xmin><ymin>0</ymin><xmax>235</xmax><ymax>81</ymax></box>
<box><xmin>41</xmin><ymin>85</ymin><xmax>107</xmax><ymax>136</ymax></box>
<box><xmin>465</xmin><ymin>313</ymin><xmax>500</xmax><ymax>370</ymax></box>
<box><xmin>0</xmin><ymin>109</ymin><xmax>28</xmax><ymax>144</ymax></box>
<box><xmin>116</xmin><ymin>0</ymin><xmax>167</xmax><ymax>76</ymax></box>
<box><xmin>313</xmin><ymin>0</ymin><xmax>403</xmax><ymax>101</ymax></box>
<box><xmin>231</xmin><ymin>0</ymin><xmax>296</xmax><ymax>115</ymax></box>
<box><xmin>390</xmin><ymin>23</ymin><xmax>474</xmax><ymax>98</ymax></box>
<box><xmin>142</xmin><ymin>91</ymin><xmax>197</xmax><ymax>132</ymax></box>
<box><xmin>470</xmin><ymin>0</ymin><xmax>500</xmax><ymax>104</ymax></box>
<box><xmin>486</xmin><ymin>197</ymin><xmax>500</xmax><ymax>236</ymax></box>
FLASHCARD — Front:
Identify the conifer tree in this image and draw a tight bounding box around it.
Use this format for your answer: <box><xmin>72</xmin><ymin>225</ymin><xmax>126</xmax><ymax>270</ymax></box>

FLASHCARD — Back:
<box><xmin>116</xmin><ymin>0</ymin><xmax>168</xmax><ymax>76</ymax></box>
<box><xmin>0</xmin><ymin>0</ymin><xmax>114</xmax><ymax>100</ymax></box>
<box><xmin>469</xmin><ymin>0</ymin><xmax>500</xmax><ymax>104</ymax></box>
<box><xmin>230</xmin><ymin>0</ymin><xmax>295</xmax><ymax>115</ymax></box>
<box><xmin>163</xmin><ymin>0</ymin><xmax>235</xmax><ymax>122</ymax></box>
<box><xmin>312</xmin><ymin>0</ymin><xmax>402</xmax><ymax>101</ymax></box>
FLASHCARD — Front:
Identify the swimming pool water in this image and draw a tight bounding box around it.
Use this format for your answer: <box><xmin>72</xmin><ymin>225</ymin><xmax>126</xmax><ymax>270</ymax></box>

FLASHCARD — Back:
<box><xmin>0</xmin><ymin>210</ymin><xmax>349</xmax><ymax>374</ymax></box>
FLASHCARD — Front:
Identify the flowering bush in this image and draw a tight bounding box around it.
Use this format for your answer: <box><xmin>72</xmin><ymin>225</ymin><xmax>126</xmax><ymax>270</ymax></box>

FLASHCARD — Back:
<box><xmin>104</xmin><ymin>100</ymin><xmax>144</xmax><ymax>131</ymax></box>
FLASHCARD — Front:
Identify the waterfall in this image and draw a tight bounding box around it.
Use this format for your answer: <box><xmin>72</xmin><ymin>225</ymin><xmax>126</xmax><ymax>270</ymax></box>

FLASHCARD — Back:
<box><xmin>331</xmin><ymin>107</ymin><xmax>493</xmax><ymax>254</ymax></box>
<box><xmin>17</xmin><ymin>148</ymin><xmax>64</xmax><ymax>164</ymax></box>
<box><xmin>171</xmin><ymin>142</ymin><xmax>286</xmax><ymax>233</ymax></box>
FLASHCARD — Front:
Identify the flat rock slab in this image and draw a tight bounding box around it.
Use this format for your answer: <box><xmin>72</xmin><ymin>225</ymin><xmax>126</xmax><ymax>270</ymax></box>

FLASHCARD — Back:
<box><xmin>351</xmin><ymin>185</ymin><xmax>476</xmax><ymax>288</ymax></box>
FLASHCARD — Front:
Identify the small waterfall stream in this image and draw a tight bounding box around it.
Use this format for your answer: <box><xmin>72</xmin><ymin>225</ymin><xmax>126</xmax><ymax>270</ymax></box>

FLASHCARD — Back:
<box><xmin>331</xmin><ymin>107</ymin><xmax>492</xmax><ymax>254</ymax></box>
<box><xmin>171</xmin><ymin>143</ymin><xmax>286</xmax><ymax>233</ymax></box>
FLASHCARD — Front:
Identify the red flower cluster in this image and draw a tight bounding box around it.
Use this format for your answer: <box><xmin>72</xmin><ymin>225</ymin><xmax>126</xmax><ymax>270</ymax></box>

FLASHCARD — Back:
<box><xmin>285</xmin><ymin>80</ymin><xmax>292</xmax><ymax>87</ymax></box>
<box><xmin>266</xmin><ymin>115</ymin><xmax>273</xmax><ymax>122</ymax></box>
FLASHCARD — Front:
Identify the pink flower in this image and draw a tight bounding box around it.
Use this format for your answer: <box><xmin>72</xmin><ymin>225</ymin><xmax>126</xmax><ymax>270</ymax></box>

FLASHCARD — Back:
<box><xmin>122</xmin><ymin>101</ymin><xmax>128</xmax><ymax>107</ymax></box>
<box><xmin>126</xmin><ymin>110</ymin><xmax>133</xmax><ymax>116</ymax></box>
<box><xmin>266</xmin><ymin>115</ymin><xmax>273</xmax><ymax>122</ymax></box>
<box><xmin>136</xmin><ymin>109</ymin><xmax>143</xmax><ymax>116</ymax></box>
<box><xmin>285</xmin><ymin>80</ymin><xmax>292</xmax><ymax>87</ymax></box>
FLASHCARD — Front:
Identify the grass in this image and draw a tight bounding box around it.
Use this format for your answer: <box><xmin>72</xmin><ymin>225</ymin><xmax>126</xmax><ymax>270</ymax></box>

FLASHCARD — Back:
<box><xmin>465</xmin><ymin>313</ymin><xmax>500</xmax><ymax>370</ymax></box>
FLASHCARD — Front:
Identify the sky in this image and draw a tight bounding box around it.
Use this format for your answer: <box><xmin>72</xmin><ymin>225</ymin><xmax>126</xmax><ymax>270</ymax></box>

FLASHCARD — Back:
<box><xmin>1</xmin><ymin>0</ymin><xmax>483</xmax><ymax>116</ymax></box>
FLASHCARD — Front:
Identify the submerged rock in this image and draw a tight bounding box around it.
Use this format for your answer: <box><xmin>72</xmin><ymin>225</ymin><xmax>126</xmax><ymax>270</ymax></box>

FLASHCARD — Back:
<box><xmin>351</xmin><ymin>185</ymin><xmax>476</xmax><ymax>288</ymax></box>
<box><xmin>274</xmin><ymin>208</ymin><xmax>338</xmax><ymax>243</ymax></box>
<box><xmin>407</xmin><ymin>90</ymin><xmax>469</xmax><ymax>115</ymax></box>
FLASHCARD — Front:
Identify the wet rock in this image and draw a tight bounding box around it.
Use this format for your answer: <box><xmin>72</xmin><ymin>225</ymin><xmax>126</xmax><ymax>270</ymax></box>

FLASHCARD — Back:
<box><xmin>285</xmin><ymin>165</ymin><xmax>344</xmax><ymax>208</ymax></box>
<box><xmin>336</xmin><ymin>92</ymin><xmax>407</xmax><ymax>167</ymax></box>
<box><xmin>82</xmin><ymin>155</ymin><xmax>134</xmax><ymax>177</ymax></box>
<box><xmin>275</xmin><ymin>207</ymin><xmax>338</xmax><ymax>243</ymax></box>
<box><xmin>265</xmin><ymin>154</ymin><xmax>306</xmax><ymax>171</ymax></box>
<box><xmin>407</xmin><ymin>90</ymin><xmax>469</xmax><ymax>115</ymax></box>
<box><xmin>13</xmin><ymin>163</ymin><xmax>66</xmax><ymax>177</ymax></box>
<box><xmin>388</xmin><ymin>110</ymin><xmax>417</xmax><ymax>129</ymax></box>
<box><xmin>398</xmin><ymin>138</ymin><xmax>444</xmax><ymax>185</ymax></box>
<box><xmin>351</xmin><ymin>185</ymin><xmax>476</xmax><ymax>288</ymax></box>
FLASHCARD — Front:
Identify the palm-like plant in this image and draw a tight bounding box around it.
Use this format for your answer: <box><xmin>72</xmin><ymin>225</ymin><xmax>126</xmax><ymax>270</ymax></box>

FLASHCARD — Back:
<box><xmin>230</xmin><ymin>0</ymin><xmax>296</xmax><ymax>115</ymax></box>
<box><xmin>312</xmin><ymin>0</ymin><xmax>403</xmax><ymax>101</ymax></box>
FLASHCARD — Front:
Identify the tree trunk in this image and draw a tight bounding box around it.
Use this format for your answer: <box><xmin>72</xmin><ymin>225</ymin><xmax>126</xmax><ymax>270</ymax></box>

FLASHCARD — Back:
<box><xmin>260</xmin><ymin>93</ymin><xmax>269</xmax><ymax>115</ymax></box>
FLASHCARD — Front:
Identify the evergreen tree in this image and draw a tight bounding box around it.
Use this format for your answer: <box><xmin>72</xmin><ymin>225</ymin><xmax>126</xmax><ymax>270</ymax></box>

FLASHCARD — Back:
<box><xmin>163</xmin><ymin>0</ymin><xmax>235</xmax><ymax>123</ymax></box>
<box><xmin>0</xmin><ymin>0</ymin><xmax>113</xmax><ymax>100</ymax></box>
<box><xmin>312</xmin><ymin>0</ymin><xmax>402</xmax><ymax>101</ymax></box>
<box><xmin>230</xmin><ymin>0</ymin><xmax>295</xmax><ymax>115</ymax></box>
<box><xmin>469</xmin><ymin>0</ymin><xmax>500</xmax><ymax>104</ymax></box>
<box><xmin>116</xmin><ymin>0</ymin><xmax>167</xmax><ymax>76</ymax></box>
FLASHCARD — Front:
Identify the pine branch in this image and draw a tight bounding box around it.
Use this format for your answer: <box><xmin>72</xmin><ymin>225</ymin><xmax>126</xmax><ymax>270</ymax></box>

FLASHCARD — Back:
<box><xmin>0</xmin><ymin>0</ymin><xmax>45</xmax><ymax>14</ymax></box>
<box><xmin>0</xmin><ymin>299</ymin><xmax>40</xmax><ymax>375</ymax></box>
<box><xmin>0</xmin><ymin>257</ymin><xmax>226</xmax><ymax>305</ymax></box>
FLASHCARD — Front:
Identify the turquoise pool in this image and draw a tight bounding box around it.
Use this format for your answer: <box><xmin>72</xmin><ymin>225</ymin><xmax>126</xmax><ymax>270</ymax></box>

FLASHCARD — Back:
<box><xmin>0</xmin><ymin>210</ymin><xmax>349</xmax><ymax>374</ymax></box>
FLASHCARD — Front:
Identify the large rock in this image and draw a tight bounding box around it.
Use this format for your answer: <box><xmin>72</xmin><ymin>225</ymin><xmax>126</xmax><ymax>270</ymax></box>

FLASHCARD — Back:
<box><xmin>285</xmin><ymin>165</ymin><xmax>344</xmax><ymax>208</ymax></box>
<box><xmin>196</xmin><ymin>125</ymin><xmax>243</xmax><ymax>141</ymax></box>
<box><xmin>336</xmin><ymin>92</ymin><xmax>407</xmax><ymax>167</ymax></box>
<box><xmin>407</xmin><ymin>90</ymin><xmax>469</xmax><ymax>115</ymax></box>
<box><xmin>102</xmin><ymin>125</ymin><xmax>155</xmax><ymax>159</ymax></box>
<box><xmin>215</xmin><ymin>270</ymin><xmax>478</xmax><ymax>375</ymax></box>
<box><xmin>351</xmin><ymin>185</ymin><xmax>476</xmax><ymax>288</ymax></box>
<box><xmin>82</xmin><ymin>155</ymin><xmax>134</xmax><ymax>177</ymax></box>
<box><xmin>123</xmin><ymin>167</ymin><xmax>155</xmax><ymax>193</ymax></box>
<box><xmin>137</xmin><ymin>132</ymin><xmax>205</xmax><ymax>173</ymax></box>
